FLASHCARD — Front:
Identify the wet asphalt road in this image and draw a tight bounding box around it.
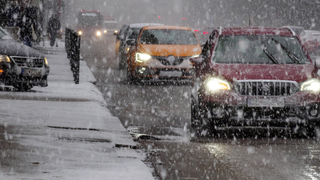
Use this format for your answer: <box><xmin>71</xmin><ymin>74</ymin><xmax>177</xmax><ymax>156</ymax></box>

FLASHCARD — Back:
<box><xmin>83</xmin><ymin>40</ymin><xmax>320</xmax><ymax>180</ymax></box>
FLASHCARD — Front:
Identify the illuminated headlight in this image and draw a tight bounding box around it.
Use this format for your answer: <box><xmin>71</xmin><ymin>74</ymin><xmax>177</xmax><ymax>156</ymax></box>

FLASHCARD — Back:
<box><xmin>0</xmin><ymin>55</ymin><xmax>10</xmax><ymax>62</ymax></box>
<box><xmin>114</xmin><ymin>30</ymin><xmax>118</xmax><ymax>33</ymax></box>
<box><xmin>135</xmin><ymin>53</ymin><xmax>152</xmax><ymax>62</ymax></box>
<box><xmin>301</xmin><ymin>79</ymin><xmax>320</xmax><ymax>92</ymax></box>
<box><xmin>104</xmin><ymin>30</ymin><xmax>107</xmax><ymax>33</ymax></box>
<box><xmin>204</xmin><ymin>77</ymin><xmax>231</xmax><ymax>92</ymax></box>
<box><xmin>96</xmin><ymin>31</ymin><xmax>102</xmax><ymax>36</ymax></box>
<box><xmin>78</xmin><ymin>31</ymin><xmax>83</xmax><ymax>35</ymax></box>
<box><xmin>191</xmin><ymin>54</ymin><xmax>200</xmax><ymax>58</ymax></box>
<box><xmin>44</xmin><ymin>57</ymin><xmax>49</xmax><ymax>66</ymax></box>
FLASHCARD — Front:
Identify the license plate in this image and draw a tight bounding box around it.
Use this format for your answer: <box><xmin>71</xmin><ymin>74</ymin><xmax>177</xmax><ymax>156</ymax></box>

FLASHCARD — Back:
<box><xmin>22</xmin><ymin>68</ymin><xmax>42</xmax><ymax>76</ymax></box>
<box><xmin>159</xmin><ymin>71</ymin><xmax>182</xmax><ymax>77</ymax></box>
<box><xmin>247</xmin><ymin>97</ymin><xmax>284</xmax><ymax>107</ymax></box>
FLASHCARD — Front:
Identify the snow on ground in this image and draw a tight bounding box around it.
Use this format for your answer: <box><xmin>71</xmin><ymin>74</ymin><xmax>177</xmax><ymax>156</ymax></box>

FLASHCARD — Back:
<box><xmin>0</xmin><ymin>40</ymin><xmax>155</xmax><ymax>180</ymax></box>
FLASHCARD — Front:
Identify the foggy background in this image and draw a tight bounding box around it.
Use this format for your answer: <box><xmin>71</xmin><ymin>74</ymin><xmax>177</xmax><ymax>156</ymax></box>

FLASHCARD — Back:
<box><xmin>62</xmin><ymin>0</ymin><xmax>320</xmax><ymax>30</ymax></box>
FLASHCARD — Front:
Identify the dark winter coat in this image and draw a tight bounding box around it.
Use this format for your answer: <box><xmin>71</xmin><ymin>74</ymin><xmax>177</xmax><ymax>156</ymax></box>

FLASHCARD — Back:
<box><xmin>47</xmin><ymin>17</ymin><xmax>61</xmax><ymax>34</ymax></box>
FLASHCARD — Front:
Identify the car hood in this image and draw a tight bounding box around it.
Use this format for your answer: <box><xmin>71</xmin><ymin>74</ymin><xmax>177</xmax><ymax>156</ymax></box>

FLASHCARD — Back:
<box><xmin>138</xmin><ymin>44</ymin><xmax>201</xmax><ymax>57</ymax></box>
<box><xmin>210</xmin><ymin>63</ymin><xmax>315</xmax><ymax>83</ymax></box>
<box><xmin>0</xmin><ymin>39</ymin><xmax>44</xmax><ymax>57</ymax></box>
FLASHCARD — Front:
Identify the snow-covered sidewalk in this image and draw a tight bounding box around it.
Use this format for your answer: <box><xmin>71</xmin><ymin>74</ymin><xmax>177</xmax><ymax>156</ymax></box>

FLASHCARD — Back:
<box><xmin>0</xmin><ymin>41</ymin><xmax>154</xmax><ymax>180</ymax></box>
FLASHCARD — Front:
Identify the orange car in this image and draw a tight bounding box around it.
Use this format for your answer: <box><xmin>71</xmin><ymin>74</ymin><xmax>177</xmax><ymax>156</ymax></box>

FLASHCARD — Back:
<box><xmin>126</xmin><ymin>25</ymin><xmax>201</xmax><ymax>81</ymax></box>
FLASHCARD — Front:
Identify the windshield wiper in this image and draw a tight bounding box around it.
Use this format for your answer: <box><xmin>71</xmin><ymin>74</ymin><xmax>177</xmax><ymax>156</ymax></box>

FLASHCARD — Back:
<box><xmin>269</xmin><ymin>38</ymin><xmax>300</xmax><ymax>64</ymax></box>
<box><xmin>263</xmin><ymin>47</ymin><xmax>279</xmax><ymax>64</ymax></box>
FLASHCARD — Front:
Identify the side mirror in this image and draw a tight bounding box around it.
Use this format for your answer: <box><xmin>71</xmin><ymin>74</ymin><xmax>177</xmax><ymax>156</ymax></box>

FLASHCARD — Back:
<box><xmin>126</xmin><ymin>39</ymin><xmax>136</xmax><ymax>46</ymax></box>
<box><xmin>119</xmin><ymin>35</ymin><xmax>125</xmax><ymax>40</ymax></box>
<box><xmin>190</xmin><ymin>55</ymin><xmax>203</xmax><ymax>66</ymax></box>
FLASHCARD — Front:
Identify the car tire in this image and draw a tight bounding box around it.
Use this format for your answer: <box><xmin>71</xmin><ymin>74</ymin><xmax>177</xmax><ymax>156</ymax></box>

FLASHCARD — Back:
<box><xmin>190</xmin><ymin>95</ymin><xmax>214</xmax><ymax>138</ymax></box>
<box><xmin>306</xmin><ymin>121</ymin><xmax>320</xmax><ymax>139</ymax></box>
<box><xmin>119</xmin><ymin>59</ymin><xmax>125</xmax><ymax>70</ymax></box>
<box><xmin>126</xmin><ymin>62</ymin><xmax>133</xmax><ymax>83</ymax></box>
<box><xmin>14</xmin><ymin>83</ymin><xmax>32</xmax><ymax>92</ymax></box>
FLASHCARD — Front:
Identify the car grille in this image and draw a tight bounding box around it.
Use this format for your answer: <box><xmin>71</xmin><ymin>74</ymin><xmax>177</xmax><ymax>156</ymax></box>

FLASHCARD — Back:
<box><xmin>153</xmin><ymin>56</ymin><xmax>190</xmax><ymax>66</ymax></box>
<box><xmin>11</xmin><ymin>56</ymin><xmax>44</xmax><ymax>68</ymax></box>
<box><xmin>234</xmin><ymin>80</ymin><xmax>299</xmax><ymax>96</ymax></box>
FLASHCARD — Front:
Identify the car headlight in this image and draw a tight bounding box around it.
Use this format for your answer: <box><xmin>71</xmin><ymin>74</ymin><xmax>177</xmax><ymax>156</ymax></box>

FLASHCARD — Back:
<box><xmin>204</xmin><ymin>77</ymin><xmax>231</xmax><ymax>92</ymax></box>
<box><xmin>78</xmin><ymin>31</ymin><xmax>83</xmax><ymax>35</ymax></box>
<box><xmin>301</xmin><ymin>79</ymin><xmax>320</xmax><ymax>92</ymax></box>
<box><xmin>104</xmin><ymin>30</ymin><xmax>107</xmax><ymax>33</ymax></box>
<box><xmin>44</xmin><ymin>57</ymin><xmax>49</xmax><ymax>66</ymax></box>
<box><xmin>136</xmin><ymin>53</ymin><xmax>152</xmax><ymax>62</ymax></box>
<box><xmin>96</xmin><ymin>31</ymin><xmax>102</xmax><ymax>36</ymax></box>
<box><xmin>0</xmin><ymin>55</ymin><xmax>10</xmax><ymax>62</ymax></box>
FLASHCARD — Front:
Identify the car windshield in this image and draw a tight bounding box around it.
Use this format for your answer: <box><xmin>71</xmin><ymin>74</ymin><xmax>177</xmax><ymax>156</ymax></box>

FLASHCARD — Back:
<box><xmin>139</xmin><ymin>29</ymin><xmax>198</xmax><ymax>45</ymax></box>
<box><xmin>103</xmin><ymin>22</ymin><xmax>117</xmax><ymax>29</ymax></box>
<box><xmin>78</xmin><ymin>12</ymin><xmax>102</xmax><ymax>27</ymax></box>
<box><xmin>213</xmin><ymin>35</ymin><xmax>309</xmax><ymax>64</ymax></box>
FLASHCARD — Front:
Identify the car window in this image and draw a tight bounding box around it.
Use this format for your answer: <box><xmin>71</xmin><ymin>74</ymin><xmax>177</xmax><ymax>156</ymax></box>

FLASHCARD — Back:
<box><xmin>126</xmin><ymin>28</ymin><xmax>140</xmax><ymax>40</ymax></box>
<box><xmin>214</xmin><ymin>35</ymin><xmax>309</xmax><ymax>64</ymax></box>
<box><xmin>139</xmin><ymin>29</ymin><xmax>198</xmax><ymax>45</ymax></box>
<box><xmin>78</xmin><ymin>12</ymin><xmax>102</xmax><ymax>27</ymax></box>
<box><xmin>103</xmin><ymin>22</ymin><xmax>117</xmax><ymax>29</ymax></box>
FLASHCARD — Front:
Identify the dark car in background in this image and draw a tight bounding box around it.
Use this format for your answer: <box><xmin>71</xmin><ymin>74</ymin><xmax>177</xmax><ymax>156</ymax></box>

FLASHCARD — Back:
<box><xmin>117</xmin><ymin>23</ymin><xmax>163</xmax><ymax>69</ymax></box>
<box><xmin>102</xmin><ymin>20</ymin><xmax>119</xmax><ymax>36</ymax></box>
<box><xmin>114</xmin><ymin>24</ymin><xmax>129</xmax><ymax>57</ymax></box>
<box><xmin>0</xmin><ymin>27</ymin><xmax>49</xmax><ymax>91</ymax></box>
<box><xmin>190</xmin><ymin>27</ymin><xmax>320</xmax><ymax>137</ymax></box>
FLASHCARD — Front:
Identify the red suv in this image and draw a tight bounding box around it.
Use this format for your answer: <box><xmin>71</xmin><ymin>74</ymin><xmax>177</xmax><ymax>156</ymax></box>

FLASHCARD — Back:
<box><xmin>190</xmin><ymin>27</ymin><xmax>320</xmax><ymax>137</ymax></box>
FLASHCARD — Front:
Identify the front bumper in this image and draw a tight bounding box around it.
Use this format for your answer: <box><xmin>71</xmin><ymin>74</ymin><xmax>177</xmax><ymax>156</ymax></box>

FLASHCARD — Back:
<box><xmin>11</xmin><ymin>65</ymin><xmax>49</xmax><ymax>87</ymax></box>
<box><xmin>199</xmin><ymin>90</ymin><xmax>320</xmax><ymax>127</ymax></box>
<box><xmin>131</xmin><ymin>58</ymin><xmax>192</xmax><ymax>80</ymax></box>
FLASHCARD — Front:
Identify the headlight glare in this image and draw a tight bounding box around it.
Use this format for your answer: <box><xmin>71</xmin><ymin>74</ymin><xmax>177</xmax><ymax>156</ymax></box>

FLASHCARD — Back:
<box><xmin>44</xmin><ymin>57</ymin><xmax>49</xmax><ymax>66</ymax></box>
<box><xmin>96</xmin><ymin>31</ymin><xmax>102</xmax><ymax>36</ymax></box>
<box><xmin>301</xmin><ymin>79</ymin><xmax>320</xmax><ymax>92</ymax></box>
<box><xmin>205</xmin><ymin>78</ymin><xmax>231</xmax><ymax>92</ymax></box>
<box><xmin>136</xmin><ymin>53</ymin><xmax>152</xmax><ymax>62</ymax></box>
<box><xmin>0</xmin><ymin>55</ymin><xmax>10</xmax><ymax>62</ymax></box>
<box><xmin>78</xmin><ymin>31</ymin><xmax>83</xmax><ymax>35</ymax></box>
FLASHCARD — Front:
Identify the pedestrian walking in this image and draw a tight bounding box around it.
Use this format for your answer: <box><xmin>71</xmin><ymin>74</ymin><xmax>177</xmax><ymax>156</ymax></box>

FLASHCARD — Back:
<box><xmin>47</xmin><ymin>14</ymin><xmax>61</xmax><ymax>47</ymax></box>
<box><xmin>17</xmin><ymin>11</ymin><xmax>34</xmax><ymax>47</ymax></box>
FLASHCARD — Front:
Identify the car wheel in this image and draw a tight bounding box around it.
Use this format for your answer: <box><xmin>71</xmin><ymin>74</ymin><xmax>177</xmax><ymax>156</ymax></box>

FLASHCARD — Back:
<box><xmin>190</xmin><ymin>95</ymin><xmax>214</xmax><ymax>138</ymax></box>
<box><xmin>306</xmin><ymin>121</ymin><xmax>320</xmax><ymax>139</ymax></box>
<box><xmin>119</xmin><ymin>58</ymin><xmax>124</xmax><ymax>70</ymax></box>
<box><xmin>14</xmin><ymin>83</ymin><xmax>33</xmax><ymax>92</ymax></box>
<box><xmin>126</xmin><ymin>62</ymin><xmax>133</xmax><ymax>82</ymax></box>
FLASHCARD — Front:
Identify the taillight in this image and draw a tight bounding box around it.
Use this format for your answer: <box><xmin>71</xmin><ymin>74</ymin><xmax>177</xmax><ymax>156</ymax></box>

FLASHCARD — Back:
<box><xmin>203</xmin><ymin>31</ymin><xmax>209</xmax><ymax>34</ymax></box>
<box><xmin>194</xmin><ymin>29</ymin><xmax>199</xmax><ymax>32</ymax></box>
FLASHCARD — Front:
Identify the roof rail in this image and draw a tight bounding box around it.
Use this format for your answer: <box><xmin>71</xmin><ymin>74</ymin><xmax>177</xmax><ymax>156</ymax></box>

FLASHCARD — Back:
<box><xmin>282</xmin><ymin>27</ymin><xmax>296</xmax><ymax>36</ymax></box>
